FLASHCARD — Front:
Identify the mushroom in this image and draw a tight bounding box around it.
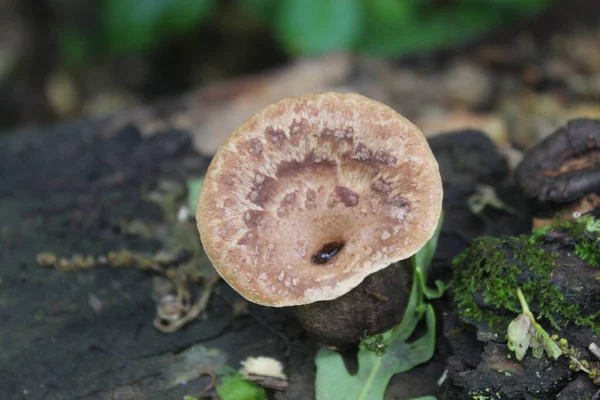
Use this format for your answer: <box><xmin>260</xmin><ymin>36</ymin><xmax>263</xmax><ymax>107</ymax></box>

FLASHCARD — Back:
<box><xmin>196</xmin><ymin>92</ymin><xmax>443</xmax><ymax>347</ymax></box>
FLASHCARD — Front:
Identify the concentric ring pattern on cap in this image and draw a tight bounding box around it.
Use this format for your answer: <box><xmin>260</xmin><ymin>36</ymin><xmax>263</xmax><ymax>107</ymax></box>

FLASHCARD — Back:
<box><xmin>197</xmin><ymin>92</ymin><xmax>443</xmax><ymax>307</ymax></box>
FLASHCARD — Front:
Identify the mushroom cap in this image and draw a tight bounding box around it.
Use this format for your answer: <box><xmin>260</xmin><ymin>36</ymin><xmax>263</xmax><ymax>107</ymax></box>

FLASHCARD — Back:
<box><xmin>197</xmin><ymin>92</ymin><xmax>443</xmax><ymax>307</ymax></box>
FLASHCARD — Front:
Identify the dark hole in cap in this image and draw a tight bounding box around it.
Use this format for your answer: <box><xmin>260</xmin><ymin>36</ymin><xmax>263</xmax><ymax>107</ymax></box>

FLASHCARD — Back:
<box><xmin>311</xmin><ymin>241</ymin><xmax>345</xmax><ymax>264</ymax></box>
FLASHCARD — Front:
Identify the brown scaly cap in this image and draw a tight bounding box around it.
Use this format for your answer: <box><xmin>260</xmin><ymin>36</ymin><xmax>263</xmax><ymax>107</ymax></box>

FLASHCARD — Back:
<box><xmin>197</xmin><ymin>92</ymin><xmax>443</xmax><ymax>307</ymax></box>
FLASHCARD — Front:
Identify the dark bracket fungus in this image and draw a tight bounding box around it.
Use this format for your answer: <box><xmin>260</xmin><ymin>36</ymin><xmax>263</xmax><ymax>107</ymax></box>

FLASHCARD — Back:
<box><xmin>515</xmin><ymin>118</ymin><xmax>600</xmax><ymax>204</ymax></box>
<box><xmin>196</xmin><ymin>92</ymin><xmax>443</xmax><ymax>347</ymax></box>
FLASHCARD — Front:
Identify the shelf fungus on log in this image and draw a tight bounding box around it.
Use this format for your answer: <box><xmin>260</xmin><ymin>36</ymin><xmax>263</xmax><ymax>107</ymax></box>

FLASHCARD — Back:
<box><xmin>196</xmin><ymin>92</ymin><xmax>443</xmax><ymax>348</ymax></box>
<box><xmin>515</xmin><ymin>119</ymin><xmax>600</xmax><ymax>227</ymax></box>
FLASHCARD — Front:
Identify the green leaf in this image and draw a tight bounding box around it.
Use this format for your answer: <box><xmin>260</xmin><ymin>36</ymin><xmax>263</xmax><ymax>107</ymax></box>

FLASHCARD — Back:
<box><xmin>166</xmin><ymin>345</ymin><xmax>228</xmax><ymax>388</ymax></box>
<box><xmin>216</xmin><ymin>373</ymin><xmax>267</xmax><ymax>400</ymax></box>
<box><xmin>101</xmin><ymin>0</ymin><xmax>214</xmax><ymax>54</ymax></box>
<box><xmin>585</xmin><ymin>218</ymin><xmax>600</xmax><ymax>233</ymax></box>
<box><xmin>412</xmin><ymin>211</ymin><xmax>444</xmax><ymax>281</ymax></box>
<box><xmin>507</xmin><ymin>289</ymin><xmax>562</xmax><ymax>361</ymax></box>
<box><xmin>274</xmin><ymin>0</ymin><xmax>362</xmax><ymax>55</ymax></box>
<box><xmin>315</xmin><ymin>305</ymin><xmax>436</xmax><ymax>400</ymax></box>
<box><xmin>479</xmin><ymin>0</ymin><xmax>555</xmax><ymax>13</ymax></box>
<box><xmin>314</xmin><ymin>213</ymin><xmax>444</xmax><ymax>399</ymax></box>
<box><xmin>316</xmin><ymin>262</ymin><xmax>436</xmax><ymax>400</ymax></box>
<box><xmin>507</xmin><ymin>314</ymin><xmax>532</xmax><ymax>361</ymax></box>
<box><xmin>530</xmin><ymin>340</ymin><xmax>544</xmax><ymax>359</ymax></box>
<box><xmin>159</xmin><ymin>0</ymin><xmax>215</xmax><ymax>36</ymax></box>
<box><xmin>237</xmin><ymin>0</ymin><xmax>278</xmax><ymax>23</ymax></box>
<box><xmin>101</xmin><ymin>0</ymin><xmax>165</xmax><ymax>54</ymax></box>
<box><xmin>214</xmin><ymin>365</ymin><xmax>238</xmax><ymax>376</ymax></box>
<box><xmin>356</xmin><ymin>0</ymin><xmax>417</xmax><ymax>54</ymax></box>
<box><xmin>59</xmin><ymin>26</ymin><xmax>95</xmax><ymax>66</ymax></box>
<box><xmin>422</xmin><ymin>277</ymin><xmax>446</xmax><ymax>300</ymax></box>
<box><xmin>533</xmin><ymin>322</ymin><xmax>562</xmax><ymax>360</ymax></box>
<box><xmin>412</xmin><ymin>213</ymin><xmax>446</xmax><ymax>300</ymax></box>
<box><xmin>187</xmin><ymin>177</ymin><xmax>204</xmax><ymax>212</ymax></box>
<box><xmin>356</xmin><ymin>4</ymin><xmax>518</xmax><ymax>56</ymax></box>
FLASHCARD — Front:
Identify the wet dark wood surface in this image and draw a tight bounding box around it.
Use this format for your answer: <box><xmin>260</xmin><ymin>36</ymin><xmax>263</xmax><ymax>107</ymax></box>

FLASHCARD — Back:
<box><xmin>0</xmin><ymin>122</ymin><xmax>530</xmax><ymax>400</ymax></box>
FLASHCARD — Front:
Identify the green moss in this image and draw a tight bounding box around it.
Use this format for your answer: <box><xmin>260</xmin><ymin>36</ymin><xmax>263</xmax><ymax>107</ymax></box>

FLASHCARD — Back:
<box><xmin>452</xmin><ymin>217</ymin><xmax>600</xmax><ymax>334</ymax></box>
<box><xmin>547</xmin><ymin>218</ymin><xmax>600</xmax><ymax>267</ymax></box>
<box><xmin>575</xmin><ymin>239</ymin><xmax>600</xmax><ymax>266</ymax></box>
<box><xmin>360</xmin><ymin>332</ymin><xmax>388</xmax><ymax>356</ymax></box>
<box><xmin>469</xmin><ymin>390</ymin><xmax>502</xmax><ymax>400</ymax></box>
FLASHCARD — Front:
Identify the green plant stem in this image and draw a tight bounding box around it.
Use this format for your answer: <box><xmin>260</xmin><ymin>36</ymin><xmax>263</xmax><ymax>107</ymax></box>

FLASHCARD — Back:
<box><xmin>357</xmin><ymin>361</ymin><xmax>381</xmax><ymax>400</ymax></box>
<box><xmin>516</xmin><ymin>288</ymin><xmax>531</xmax><ymax>315</ymax></box>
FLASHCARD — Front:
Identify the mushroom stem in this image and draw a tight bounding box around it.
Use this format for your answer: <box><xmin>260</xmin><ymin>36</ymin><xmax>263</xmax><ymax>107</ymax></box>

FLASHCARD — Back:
<box><xmin>294</xmin><ymin>259</ymin><xmax>413</xmax><ymax>349</ymax></box>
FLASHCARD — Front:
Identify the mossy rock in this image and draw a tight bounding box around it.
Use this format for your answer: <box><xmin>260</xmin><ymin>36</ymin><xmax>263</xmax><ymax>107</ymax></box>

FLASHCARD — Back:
<box><xmin>452</xmin><ymin>217</ymin><xmax>600</xmax><ymax>334</ymax></box>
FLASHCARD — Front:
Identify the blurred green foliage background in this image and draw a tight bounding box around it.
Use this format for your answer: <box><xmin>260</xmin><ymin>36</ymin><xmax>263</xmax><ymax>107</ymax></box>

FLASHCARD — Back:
<box><xmin>0</xmin><ymin>0</ymin><xmax>557</xmax><ymax>131</ymax></box>
<box><xmin>62</xmin><ymin>0</ymin><xmax>554</xmax><ymax>64</ymax></box>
